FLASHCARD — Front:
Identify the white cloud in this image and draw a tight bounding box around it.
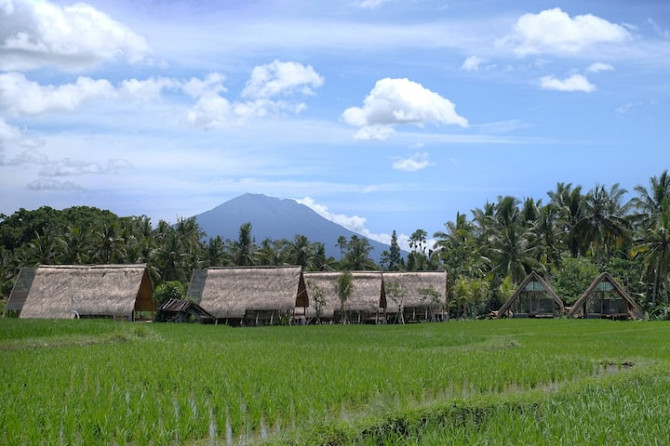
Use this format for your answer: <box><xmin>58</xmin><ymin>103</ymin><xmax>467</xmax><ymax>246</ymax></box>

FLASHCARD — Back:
<box><xmin>296</xmin><ymin>196</ymin><xmax>369</xmax><ymax>235</ymax></box>
<box><xmin>342</xmin><ymin>78</ymin><xmax>468</xmax><ymax>140</ymax></box>
<box><xmin>587</xmin><ymin>62</ymin><xmax>614</xmax><ymax>73</ymax></box>
<box><xmin>187</xmin><ymin>62</ymin><xmax>322</xmax><ymax>129</ymax></box>
<box><xmin>182</xmin><ymin>73</ymin><xmax>227</xmax><ymax>99</ymax></box>
<box><xmin>241</xmin><ymin>60</ymin><xmax>324</xmax><ymax>99</ymax></box>
<box><xmin>0</xmin><ymin>117</ymin><xmax>21</xmax><ymax>143</ymax></box>
<box><xmin>296</xmin><ymin>196</ymin><xmax>420</xmax><ymax>251</ymax></box>
<box><xmin>540</xmin><ymin>74</ymin><xmax>596</xmax><ymax>92</ymax></box>
<box><xmin>355</xmin><ymin>0</ymin><xmax>392</xmax><ymax>10</ymax></box>
<box><xmin>500</xmin><ymin>8</ymin><xmax>631</xmax><ymax>56</ymax></box>
<box><xmin>38</xmin><ymin>158</ymin><xmax>133</xmax><ymax>176</ymax></box>
<box><xmin>0</xmin><ymin>0</ymin><xmax>151</xmax><ymax>71</ymax></box>
<box><xmin>119</xmin><ymin>77</ymin><xmax>181</xmax><ymax>101</ymax></box>
<box><xmin>392</xmin><ymin>152</ymin><xmax>431</xmax><ymax>172</ymax></box>
<box><xmin>27</xmin><ymin>178</ymin><xmax>82</xmax><ymax>190</ymax></box>
<box><xmin>461</xmin><ymin>55</ymin><xmax>485</xmax><ymax>71</ymax></box>
<box><xmin>0</xmin><ymin>72</ymin><xmax>115</xmax><ymax>116</ymax></box>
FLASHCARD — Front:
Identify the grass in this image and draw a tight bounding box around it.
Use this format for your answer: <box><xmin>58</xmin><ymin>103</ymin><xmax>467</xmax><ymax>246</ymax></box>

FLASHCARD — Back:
<box><xmin>1</xmin><ymin>319</ymin><xmax>669</xmax><ymax>444</ymax></box>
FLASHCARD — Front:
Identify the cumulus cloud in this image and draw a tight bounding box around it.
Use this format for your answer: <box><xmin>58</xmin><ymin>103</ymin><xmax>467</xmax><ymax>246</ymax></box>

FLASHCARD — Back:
<box><xmin>392</xmin><ymin>152</ymin><xmax>431</xmax><ymax>172</ymax></box>
<box><xmin>27</xmin><ymin>178</ymin><xmax>82</xmax><ymax>190</ymax></box>
<box><xmin>188</xmin><ymin>62</ymin><xmax>322</xmax><ymax>129</ymax></box>
<box><xmin>241</xmin><ymin>60</ymin><xmax>324</xmax><ymax>99</ymax></box>
<box><xmin>500</xmin><ymin>8</ymin><xmax>631</xmax><ymax>56</ymax></box>
<box><xmin>587</xmin><ymin>62</ymin><xmax>614</xmax><ymax>73</ymax></box>
<box><xmin>342</xmin><ymin>78</ymin><xmax>468</xmax><ymax>140</ymax></box>
<box><xmin>0</xmin><ymin>117</ymin><xmax>21</xmax><ymax>143</ymax></box>
<box><xmin>540</xmin><ymin>74</ymin><xmax>596</xmax><ymax>92</ymax></box>
<box><xmin>182</xmin><ymin>73</ymin><xmax>227</xmax><ymax>99</ymax></box>
<box><xmin>296</xmin><ymin>196</ymin><xmax>417</xmax><ymax>251</ymax></box>
<box><xmin>0</xmin><ymin>72</ymin><xmax>219</xmax><ymax>117</ymax></box>
<box><xmin>0</xmin><ymin>72</ymin><xmax>115</xmax><ymax>116</ymax></box>
<box><xmin>0</xmin><ymin>0</ymin><xmax>151</xmax><ymax>71</ymax></box>
<box><xmin>461</xmin><ymin>56</ymin><xmax>485</xmax><ymax>71</ymax></box>
<box><xmin>119</xmin><ymin>77</ymin><xmax>181</xmax><ymax>101</ymax></box>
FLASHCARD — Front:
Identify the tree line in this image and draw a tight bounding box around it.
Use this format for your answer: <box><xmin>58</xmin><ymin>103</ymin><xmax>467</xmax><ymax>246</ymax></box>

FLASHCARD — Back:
<box><xmin>1</xmin><ymin>170</ymin><xmax>668</xmax><ymax>318</ymax></box>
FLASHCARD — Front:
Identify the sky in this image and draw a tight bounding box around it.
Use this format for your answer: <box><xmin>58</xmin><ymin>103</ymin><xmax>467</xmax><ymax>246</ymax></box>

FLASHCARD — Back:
<box><xmin>1</xmin><ymin>0</ymin><xmax>669</xmax><ymax>251</ymax></box>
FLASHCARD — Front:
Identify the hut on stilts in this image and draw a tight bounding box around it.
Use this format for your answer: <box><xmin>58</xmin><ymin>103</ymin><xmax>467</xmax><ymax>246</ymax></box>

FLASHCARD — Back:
<box><xmin>189</xmin><ymin>266</ymin><xmax>308</xmax><ymax>326</ymax></box>
<box><xmin>496</xmin><ymin>272</ymin><xmax>564</xmax><ymax>318</ymax></box>
<box><xmin>566</xmin><ymin>273</ymin><xmax>642</xmax><ymax>320</ymax></box>
<box><xmin>303</xmin><ymin>271</ymin><xmax>386</xmax><ymax>324</ymax></box>
<box><xmin>6</xmin><ymin>264</ymin><xmax>155</xmax><ymax>320</ymax></box>
<box><xmin>383</xmin><ymin>271</ymin><xmax>447</xmax><ymax>323</ymax></box>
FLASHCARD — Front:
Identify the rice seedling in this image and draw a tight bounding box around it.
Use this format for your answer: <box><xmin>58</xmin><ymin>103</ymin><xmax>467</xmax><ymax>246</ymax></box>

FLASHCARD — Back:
<box><xmin>1</xmin><ymin>319</ymin><xmax>669</xmax><ymax>445</ymax></box>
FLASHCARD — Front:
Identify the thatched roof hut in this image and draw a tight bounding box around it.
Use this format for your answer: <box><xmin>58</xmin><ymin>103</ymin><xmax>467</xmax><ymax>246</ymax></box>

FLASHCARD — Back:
<box><xmin>383</xmin><ymin>271</ymin><xmax>447</xmax><ymax>322</ymax></box>
<box><xmin>566</xmin><ymin>273</ymin><xmax>642</xmax><ymax>320</ymax></box>
<box><xmin>15</xmin><ymin>264</ymin><xmax>154</xmax><ymax>319</ymax></box>
<box><xmin>303</xmin><ymin>271</ymin><xmax>385</xmax><ymax>322</ymax></box>
<box><xmin>192</xmin><ymin>266</ymin><xmax>308</xmax><ymax>323</ymax></box>
<box><xmin>497</xmin><ymin>272</ymin><xmax>564</xmax><ymax>318</ymax></box>
<box><xmin>156</xmin><ymin>298</ymin><xmax>215</xmax><ymax>323</ymax></box>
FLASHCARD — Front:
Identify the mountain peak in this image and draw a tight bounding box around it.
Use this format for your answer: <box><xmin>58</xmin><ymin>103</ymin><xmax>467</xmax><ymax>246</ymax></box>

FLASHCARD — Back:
<box><xmin>193</xmin><ymin>194</ymin><xmax>389</xmax><ymax>261</ymax></box>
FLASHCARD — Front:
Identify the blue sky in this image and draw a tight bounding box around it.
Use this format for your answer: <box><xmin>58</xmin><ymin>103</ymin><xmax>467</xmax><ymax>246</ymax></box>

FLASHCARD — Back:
<box><xmin>1</xmin><ymin>0</ymin><xmax>669</xmax><ymax>250</ymax></box>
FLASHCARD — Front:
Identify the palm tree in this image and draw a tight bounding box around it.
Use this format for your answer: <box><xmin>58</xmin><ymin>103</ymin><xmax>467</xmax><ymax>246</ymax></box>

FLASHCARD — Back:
<box><xmin>548</xmin><ymin>182</ymin><xmax>584</xmax><ymax>257</ymax></box>
<box><xmin>631</xmin><ymin>198</ymin><xmax>670</xmax><ymax>306</ymax></box>
<box><xmin>575</xmin><ymin>184</ymin><xmax>631</xmax><ymax>262</ymax></box>
<box><xmin>632</xmin><ymin>170</ymin><xmax>670</xmax><ymax>229</ymax></box>
<box><xmin>232</xmin><ymin>222</ymin><xmax>256</xmax><ymax>266</ymax></box>
<box><xmin>335</xmin><ymin>270</ymin><xmax>354</xmax><ymax>324</ymax></box>
<box><xmin>286</xmin><ymin>234</ymin><xmax>319</xmax><ymax>269</ymax></box>
<box><xmin>486</xmin><ymin>222</ymin><xmax>543</xmax><ymax>284</ymax></box>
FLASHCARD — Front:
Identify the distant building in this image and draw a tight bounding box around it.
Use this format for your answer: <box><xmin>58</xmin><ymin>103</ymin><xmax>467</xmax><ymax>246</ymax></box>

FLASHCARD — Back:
<box><xmin>7</xmin><ymin>264</ymin><xmax>154</xmax><ymax>320</ymax></box>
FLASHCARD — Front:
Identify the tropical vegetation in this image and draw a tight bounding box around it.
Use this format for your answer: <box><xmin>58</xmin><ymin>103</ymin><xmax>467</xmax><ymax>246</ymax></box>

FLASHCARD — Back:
<box><xmin>1</xmin><ymin>170</ymin><xmax>669</xmax><ymax>318</ymax></box>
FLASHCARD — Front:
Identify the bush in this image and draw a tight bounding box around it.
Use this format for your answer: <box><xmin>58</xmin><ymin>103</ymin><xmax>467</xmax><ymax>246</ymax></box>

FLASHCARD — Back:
<box><xmin>153</xmin><ymin>281</ymin><xmax>187</xmax><ymax>305</ymax></box>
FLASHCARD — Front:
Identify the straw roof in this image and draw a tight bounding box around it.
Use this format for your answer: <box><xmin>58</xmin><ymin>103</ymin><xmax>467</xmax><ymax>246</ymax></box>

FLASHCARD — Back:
<box><xmin>303</xmin><ymin>271</ymin><xmax>384</xmax><ymax>318</ymax></box>
<box><xmin>382</xmin><ymin>271</ymin><xmax>447</xmax><ymax>313</ymax></box>
<box><xmin>19</xmin><ymin>264</ymin><xmax>154</xmax><ymax>319</ymax></box>
<box><xmin>195</xmin><ymin>266</ymin><xmax>307</xmax><ymax>318</ymax></box>
<box><xmin>6</xmin><ymin>267</ymin><xmax>36</xmax><ymax>312</ymax></box>
<box><xmin>566</xmin><ymin>272</ymin><xmax>642</xmax><ymax>320</ymax></box>
<box><xmin>497</xmin><ymin>272</ymin><xmax>564</xmax><ymax>317</ymax></box>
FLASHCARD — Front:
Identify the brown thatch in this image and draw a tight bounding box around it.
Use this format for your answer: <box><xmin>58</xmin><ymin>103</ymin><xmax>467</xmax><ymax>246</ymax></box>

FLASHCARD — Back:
<box><xmin>497</xmin><ymin>272</ymin><xmax>564</xmax><ymax>318</ymax></box>
<box><xmin>383</xmin><ymin>271</ymin><xmax>447</xmax><ymax>322</ymax></box>
<box><xmin>194</xmin><ymin>266</ymin><xmax>308</xmax><ymax>321</ymax></box>
<box><xmin>156</xmin><ymin>298</ymin><xmax>215</xmax><ymax>323</ymax></box>
<box><xmin>566</xmin><ymin>273</ymin><xmax>642</xmax><ymax>320</ymax></box>
<box><xmin>19</xmin><ymin>264</ymin><xmax>154</xmax><ymax>319</ymax></box>
<box><xmin>303</xmin><ymin>271</ymin><xmax>384</xmax><ymax>322</ymax></box>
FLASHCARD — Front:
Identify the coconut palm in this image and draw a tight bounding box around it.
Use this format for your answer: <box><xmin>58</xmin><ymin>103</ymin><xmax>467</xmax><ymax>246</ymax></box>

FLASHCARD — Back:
<box><xmin>575</xmin><ymin>184</ymin><xmax>631</xmax><ymax>262</ymax></box>
<box><xmin>632</xmin><ymin>170</ymin><xmax>670</xmax><ymax>229</ymax></box>
<box><xmin>631</xmin><ymin>198</ymin><xmax>670</xmax><ymax>306</ymax></box>
<box><xmin>547</xmin><ymin>182</ymin><xmax>585</xmax><ymax>257</ymax></box>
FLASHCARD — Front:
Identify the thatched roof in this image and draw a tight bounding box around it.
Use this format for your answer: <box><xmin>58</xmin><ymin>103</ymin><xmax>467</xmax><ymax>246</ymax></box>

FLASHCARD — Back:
<box><xmin>6</xmin><ymin>267</ymin><xmax>36</xmax><ymax>312</ymax></box>
<box><xmin>382</xmin><ymin>271</ymin><xmax>447</xmax><ymax>313</ymax></box>
<box><xmin>157</xmin><ymin>298</ymin><xmax>215</xmax><ymax>321</ymax></box>
<box><xmin>566</xmin><ymin>272</ymin><xmax>642</xmax><ymax>320</ymax></box>
<box><xmin>303</xmin><ymin>271</ymin><xmax>384</xmax><ymax>318</ymax></box>
<box><xmin>19</xmin><ymin>264</ymin><xmax>154</xmax><ymax>319</ymax></box>
<box><xmin>497</xmin><ymin>272</ymin><xmax>564</xmax><ymax>318</ymax></box>
<box><xmin>195</xmin><ymin>266</ymin><xmax>307</xmax><ymax>318</ymax></box>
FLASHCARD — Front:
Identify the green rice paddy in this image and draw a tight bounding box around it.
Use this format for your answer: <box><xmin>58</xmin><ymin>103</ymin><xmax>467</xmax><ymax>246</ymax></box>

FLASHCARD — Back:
<box><xmin>1</xmin><ymin>319</ymin><xmax>669</xmax><ymax>445</ymax></box>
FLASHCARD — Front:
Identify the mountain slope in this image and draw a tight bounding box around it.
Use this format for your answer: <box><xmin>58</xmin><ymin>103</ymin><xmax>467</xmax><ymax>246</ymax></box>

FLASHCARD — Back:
<box><xmin>192</xmin><ymin>193</ymin><xmax>391</xmax><ymax>262</ymax></box>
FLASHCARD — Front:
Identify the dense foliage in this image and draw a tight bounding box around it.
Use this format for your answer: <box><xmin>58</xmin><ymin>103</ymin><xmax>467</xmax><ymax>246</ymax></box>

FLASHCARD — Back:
<box><xmin>1</xmin><ymin>170</ymin><xmax>669</xmax><ymax>317</ymax></box>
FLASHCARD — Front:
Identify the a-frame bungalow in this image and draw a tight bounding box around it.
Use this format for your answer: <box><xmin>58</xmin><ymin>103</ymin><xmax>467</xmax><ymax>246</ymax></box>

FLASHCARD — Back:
<box><xmin>188</xmin><ymin>266</ymin><xmax>308</xmax><ymax>326</ymax></box>
<box><xmin>7</xmin><ymin>264</ymin><xmax>155</xmax><ymax>320</ymax></box>
<box><xmin>566</xmin><ymin>273</ymin><xmax>642</xmax><ymax>320</ymax></box>
<box><xmin>496</xmin><ymin>272</ymin><xmax>564</xmax><ymax>318</ymax></box>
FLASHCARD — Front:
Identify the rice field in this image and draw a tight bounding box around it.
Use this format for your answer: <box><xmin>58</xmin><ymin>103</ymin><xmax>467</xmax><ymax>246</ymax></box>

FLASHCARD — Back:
<box><xmin>1</xmin><ymin>319</ymin><xmax>670</xmax><ymax>445</ymax></box>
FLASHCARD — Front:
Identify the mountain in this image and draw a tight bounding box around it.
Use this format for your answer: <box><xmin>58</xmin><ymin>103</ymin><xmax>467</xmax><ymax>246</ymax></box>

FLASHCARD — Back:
<box><xmin>192</xmin><ymin>193</ymin><xmax>392</xmax><ymax>262</ymax></box>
